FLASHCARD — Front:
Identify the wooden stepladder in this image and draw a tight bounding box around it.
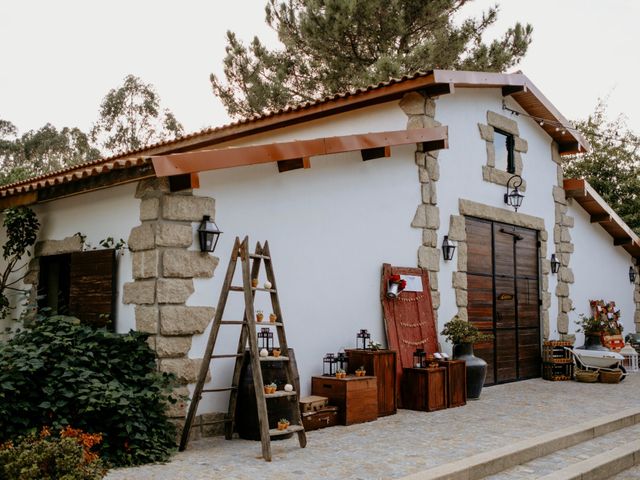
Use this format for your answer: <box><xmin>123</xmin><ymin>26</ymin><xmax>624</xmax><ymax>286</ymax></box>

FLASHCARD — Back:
<box><xmin>179</xmin><ymin>236</ymin><xmax>306</xmax><ymax>461</ymax></box>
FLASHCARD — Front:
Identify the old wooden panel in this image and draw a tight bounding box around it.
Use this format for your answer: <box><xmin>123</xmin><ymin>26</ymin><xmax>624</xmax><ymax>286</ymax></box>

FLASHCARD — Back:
<box><xmin>401</xmin><ymin>367</ymin><xmax>447</xmax><ymax>412</ymax></box>
<box><xmin>466</xmin><ymin>218</ymin><xmax>492</xmax><ymax>275</ymax></box>
<box><xmin>515</xmin><ymin>228</ymin><xmax>539</xmax><ymax>278</ymax></box>
<box><xmin>495</xmin><ymin>276</ymin><xmax>515</xmax><ymax>329</ymax></box>
<box><xmin>439</xmin><ymin>360</ymin><xmax>466</xmax><ymax>408</ymax></box>
<box><xmin>518</xmin><ymin>329</ymin><xmax>541</xmax><ymax>379</ymax></box>
<box><xmin>68</xmin><ymin>249</ymin><xmax>116</xmax><ymax>329</ymax></box>
<box><xmin>467</xmin><ymin>274</ymin><xmax>493</xmax><ymax>330</ymax></box>
<box><xmin>345</xmin><ymin>349</ymin><xmax>397</xmax><ymax>416</ymax></box>
<box><xmin>311</xmin><ymin>376</ymin><xmax>378</xmax><ymax>425</ymax></box>
<box><xmin>496</xmin><ymin>330</ymin><xmax>517</xmax><ymax>383</ymax></box>
<box><xmin>517</xmin><ymin>277</ymin><xmax>540</xmax><ymax>328</ymax></box>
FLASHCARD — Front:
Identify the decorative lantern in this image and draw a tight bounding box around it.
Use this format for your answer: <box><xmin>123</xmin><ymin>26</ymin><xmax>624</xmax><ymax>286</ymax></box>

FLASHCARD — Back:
<box><xmin>197</xmin><ymin>215</ymin><xmax>222</xmax><ymax>253</ymax></box>
<box><xmin>413</xmin><ymin>348</ymin><xmax>426</xmax><ymax>368</ymax></box>
<box><xmin>442</xmin><ymin>235</ymin><xmax>456</xmax><ymax>261</ymax></box>
<box><xmin>323</xmin><ymin>353</ymin><xmax>337</xmax><ymax>376</ymax></box>
<box><xmin>550</xmin><ymin>254</ymin><xmax>561</xmax><ymax>274</ymax></box>
<box><xmin>621</xmin><ymin>345</ymin><xmax>639</xmax><ymax>373</ymax></box>
<box><xmin>356</xmin><ymin>329</ymin><xmax>371</xmax><ymax>350</ymax></box>
<box><xmin>336</xmin><ymin>352</ymin><xmax>348</xmax><ymax>372</ymax></box>
<box><xmin>629</xmin><ymin>266</ymin><xmax>636</xmax><ymax>284</ymax></box>
<box><xmin>504</xmin><ymin>175</ymin><xmax>524</xmax><ymax>212</ymax></box>
<box><xmin>258</xmin><ymin>327</ymin><xmax>274</xmax><ymax>352</ymax></box>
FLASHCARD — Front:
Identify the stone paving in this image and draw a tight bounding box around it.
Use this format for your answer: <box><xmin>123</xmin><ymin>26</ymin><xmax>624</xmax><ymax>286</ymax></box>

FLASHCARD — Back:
<box><xmin>106</xmin><ymin>375</ymin><xmax>640</xmax><ymax>480</ymax></box>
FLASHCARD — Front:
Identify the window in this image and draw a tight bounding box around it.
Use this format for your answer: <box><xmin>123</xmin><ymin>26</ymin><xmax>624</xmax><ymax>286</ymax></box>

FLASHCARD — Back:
<box><xmin>494</xmin><ymin>129</ymin><xmax>515</xmax><ymax>174</ymax></box>
<box><xmin>38</xmin><ymin>249</ymin><xmax>117</xmax><ymax>328</ymax></box>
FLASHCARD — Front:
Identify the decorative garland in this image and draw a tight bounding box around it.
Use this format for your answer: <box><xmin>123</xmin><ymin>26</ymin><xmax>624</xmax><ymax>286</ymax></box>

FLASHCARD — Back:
<box><xmin>396</xmin><ymin>294</ymin><xmax>424</xmax><ymax>303</ymax></box>
<box><xmin>401</xmin><ymin>338</ymin><xmax>428</xmax><ymax>346</ymax></box>
<box><xmin>399</xmin><ymin>320</ymin><xmax>429</xmax><ymax>327</ymax></box>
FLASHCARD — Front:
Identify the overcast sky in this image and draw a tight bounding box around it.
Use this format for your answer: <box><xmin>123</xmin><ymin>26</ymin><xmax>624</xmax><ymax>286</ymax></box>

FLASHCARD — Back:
<box><xmin>1</xmin><ymin>1</ymin><xmax>638</xmax><ymax>138</ymax></box>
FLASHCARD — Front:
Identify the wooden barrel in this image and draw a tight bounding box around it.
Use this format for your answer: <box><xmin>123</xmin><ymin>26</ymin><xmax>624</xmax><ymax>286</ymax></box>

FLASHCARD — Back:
<box><xmin>235</xmin><ymin>350</ymin><xmax>295</xmax><ymax>440</ymax></box>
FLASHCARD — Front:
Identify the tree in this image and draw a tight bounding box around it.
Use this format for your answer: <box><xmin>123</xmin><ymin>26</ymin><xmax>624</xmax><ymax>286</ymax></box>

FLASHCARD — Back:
<box><xmin>564</xmin><ymin>100</ymin><xmax>640</xmax><ymax>234</ymax></box>
<box><xmin>0</xmin><ymin>121</ymin><xmax>101</xmax><ymax>186</ymax></box>
<box><xmin>91</xmin><ymin>74</ymin><xmax>184</xmax><ymax>155</ymax></box>
<box><xmin>211</xmin><ymin>0</ymin><xmax>533</xmax><ymax>118</ymax></box>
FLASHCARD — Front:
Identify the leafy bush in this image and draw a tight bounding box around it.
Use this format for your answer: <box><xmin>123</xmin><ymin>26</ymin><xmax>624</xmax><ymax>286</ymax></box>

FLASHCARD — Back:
<box><xmin>441</xmin><ymin>316</ymin><xmax>493</xmax><ymax>344</ymax></box>
<box><xmin>0</xmin><ymin>426</ymin><xmax>105</xmax><ymax>480</ymax></box>
<box><xmin>0</xmin><ymin>315</ymin><xmax>177</xmax><ymax>466</ymax></box>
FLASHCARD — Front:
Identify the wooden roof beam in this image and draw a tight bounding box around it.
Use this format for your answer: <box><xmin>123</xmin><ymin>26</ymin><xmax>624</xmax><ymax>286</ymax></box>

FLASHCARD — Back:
<box><xmin>558</xmin><ymin>141</ymin><xmax>582</xmax><ymax>155</ymax></box>
<box><xmin>502</xmin><ymin>85</ymin><xmax>527</xmax><ymax>96</ymax></box>
<box><xmin>614</xmin><ymin>237</ymin><xmax>634</xmax><ymax>247</ymax></box>
<box><xmin>590</xmin><ymin>213</ymin><xmax>612</xmax><ymax>224</ymax></box>
<box><xmin>420</xmin><ymin>83</ymin><xmax>454</xmax><ymax>98</ymax></box>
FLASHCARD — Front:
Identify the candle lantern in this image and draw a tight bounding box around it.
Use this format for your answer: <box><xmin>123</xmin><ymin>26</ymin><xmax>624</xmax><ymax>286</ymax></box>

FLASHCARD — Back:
<box><xmin>621</xmin><ymin>345</ymin><xmax>639</xmax><ymax>373</ymax></box>
<box><xmin>413</xmin><ymin>348</ymin><xmax>426</xmax><ymax>368</ymax></box>
<box><xmin>336</xmin><ymin>352</ymin><xmax>348</xmax><ymax>372</ymax></box>
<box><xmin>258</xmin><ymin>327</ymin><xmax>274</xmax><ymax>352</ymax></box>
<box><xmin>356</xmin><ymin>329</ymin><xmax>371</xmax><ymax>350</ymax></box>
<box><xmin>323</xmin><ymin>353</ymin><xmax>337</xmax><ymax>376</ymax></box>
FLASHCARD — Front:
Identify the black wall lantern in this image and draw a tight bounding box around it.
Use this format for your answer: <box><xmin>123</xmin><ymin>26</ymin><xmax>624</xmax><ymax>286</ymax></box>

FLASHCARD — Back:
<box><xmin>356</xmin><ymin>329</ymin><xmax>371</xmax><ymax>350</ymax></box>
<box><xmin>258</xmin><ymin>327</ymin><xmax>274</xmax><ymax>351</ymax></box>
<box><xmin>442</xmin><ymin>235</ymin><xmax>456</xmax><ymax>261</ymax></box>
<box><xmin>550</xmin><ymin>254</ymin><xmax>561</xmax><ymax>274</ymax></box>
<box><xmin>323</xmin><ymin>353</ymin><xmax>337</xmax><ymax>376</ymax></box>
<box><xmin>630</xmin><ymin>266</ymin><xmax>636</xmax><ymax>284</ymax></box>
<box><xmin>198</xmin><ymin>215</ymin><xmax>222</xmax><ymax>253</ymax></box>
<box><xmin>504</xmin><ymin>175</ymin><xmax>524</xmax><ymax>212</ymax></box>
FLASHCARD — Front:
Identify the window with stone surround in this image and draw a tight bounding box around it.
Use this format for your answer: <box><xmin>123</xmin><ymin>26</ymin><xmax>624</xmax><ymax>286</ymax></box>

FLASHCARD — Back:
<box><xmin>493</xmin><ymin>129</ymin><xmax>515</xmax><ymax>174</ymax></box>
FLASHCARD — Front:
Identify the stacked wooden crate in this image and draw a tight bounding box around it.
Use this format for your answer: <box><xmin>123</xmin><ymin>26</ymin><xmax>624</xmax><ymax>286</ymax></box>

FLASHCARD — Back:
<box><xmin>542</xmin><ymin>340</ymin><xmax>574</xmax><ymax>381</ymax></box>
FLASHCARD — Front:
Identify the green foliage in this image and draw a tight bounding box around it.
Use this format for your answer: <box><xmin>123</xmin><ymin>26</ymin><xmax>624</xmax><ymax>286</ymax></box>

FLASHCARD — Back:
<box><xmin>0</xmin><ymin>315</ymin><xmax>178</xmax><ymax>466</ymax></box>
<box><xmin>0</xmin><ymin>428</ymin><xmax>105</xmax><ymax>480</ymax></box>
<box><xmin>441</xmin><ymin>316</ymin><xmax>492</xmax><ymax>344</ymax></box>
<box><xmin>211</xmin><ymin>0</ymin><xmax>533</xmax><ymax>117</ymax></box>
<box><xmin>1</xmin><ymin>207</ymin><xmax>39</xmax><ymax>319</ymax></box>
<box><xmin>564</xmin><ymin>100</ymin><xmax>640</xmax><ymax>234</ymax></box>
<box><xmin>574</xmin><ymin>314</ymin><xmax>609</xmax><ymax>336</ymax></box>
<box><xmin>0</xmin><ymin>121</ymin><xmax>100</xmax><ymax>187</ymax></box>
<box><xmin>91</xmin><ymin>75</ymin><xmax>184</xmax><ymax>156</ymax></box>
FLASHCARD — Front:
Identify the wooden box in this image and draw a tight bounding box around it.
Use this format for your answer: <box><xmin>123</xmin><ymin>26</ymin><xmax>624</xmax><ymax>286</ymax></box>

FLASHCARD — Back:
<box><xmin>345</xmin><ymin>349</ymin><xmax>397</xmax><ymax>416</ymax></box>
<box><xmin>311</xmin><ymin>375</ymin><xmax>378</xmax><ymax>425</ymax></box>
<box><xmin>302</xmin><ymin>406</ymin><xmax>339</xmax><ymax>431</ymax></box>
<box><xmin>401</xmin><ymin>367</ymin><xmax>447</xmax><ymax>412</ymax></box>
<box><xmin>299</xmin><ymin>395</ymin><xmax>328</xmax><ymax>413</ymax></box>
<box><xmin>437</xmin><ymin>360</ymin><xmax>466</xmax><ymax>408</ymax></box>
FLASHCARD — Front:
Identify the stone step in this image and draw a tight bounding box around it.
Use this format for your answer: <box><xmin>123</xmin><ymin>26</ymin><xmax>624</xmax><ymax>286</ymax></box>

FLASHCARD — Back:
<box><xmin>399</xmin><ymin>407</ymin><xmax>640</xmax><ymax>480</ymax></box>
<box><xmin>486</xmin><ymin>424</ymin><xmax>640</xmax><ymax>479</ymax></box>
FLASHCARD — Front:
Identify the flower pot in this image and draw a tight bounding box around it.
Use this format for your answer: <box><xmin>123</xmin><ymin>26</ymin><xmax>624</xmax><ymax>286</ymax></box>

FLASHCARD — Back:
<box><xmin>453</xmin><ymin>343</ymin><xmax>487</xmax><ymax>400</ymax></box>
<box><xmin>579</xmin><ymin>334</ymin><xmax>609</xmax><ymax>351</ymax></box>
<box><xmin>273</xmin><ymin>349</ymin><xmax>281</xmax><ymax>358</ymax></box>
<box><xmin>256</xmin><ymin>314</ymin><xmax>264</xmax><ymax>323</ymax></box>
<box><xmin>251</xmin><ymin>278</ymin><xmax>259</xmax><ymax>288</ymax></box>
<box><xmin>355</xmin><ymin>370</ymin><xmax>365</xmax><ymax>377</ymax></box>
<box><xmin>269</xmin><ymin>314</ymin><xmax>277</xmax><ymax>323</ymax></box>
<box><xmin>277</xmin><ymin>422</ymin><xmax>289</xmax><ymax>431</ymax></box>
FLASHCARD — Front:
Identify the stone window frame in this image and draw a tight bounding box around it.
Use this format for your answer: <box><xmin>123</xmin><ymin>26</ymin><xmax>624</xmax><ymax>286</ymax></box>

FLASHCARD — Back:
<box><xmin>478</xmin><ymin>111</ymin><xmax>529</xmax><ymax>189</ymax></box>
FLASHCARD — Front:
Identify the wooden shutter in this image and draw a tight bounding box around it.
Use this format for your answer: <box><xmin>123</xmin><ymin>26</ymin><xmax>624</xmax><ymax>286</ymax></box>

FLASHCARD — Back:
<box><xmin>68</xmin><ymin>249</ymin><xmax>117</xmax><ymax>329</ymax></box>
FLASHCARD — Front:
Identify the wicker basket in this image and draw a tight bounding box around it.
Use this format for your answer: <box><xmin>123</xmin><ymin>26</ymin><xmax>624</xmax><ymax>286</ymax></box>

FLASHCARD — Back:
<box><xmin>575</xmin><ymin>369</ymin><xmax>599</xmax><ymax>383</ymax></box>
<box><xmin>599</xmin><ymin>370</ymin><xmax>623</xmax><ymax>384</ymax></box>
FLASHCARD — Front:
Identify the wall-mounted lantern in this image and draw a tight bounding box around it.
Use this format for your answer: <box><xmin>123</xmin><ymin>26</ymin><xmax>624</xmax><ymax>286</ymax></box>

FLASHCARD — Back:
<box><xmin>504</xmin><ymin>175</ymin><xmax>524</xmax><ymax>212</ymax></box>
<box><xmin>197</xmin><ymin>215</ymin><xmax>222</xmax><ymax>253</ymax></box>
<box><xmin>442</xmin><ymin>235</ymin><xmax>456</xmax><ymax>261</ymax></box>
<box><xmin>629</xmin><ymin>266</ymin><xmax>636</xmax><ymax>284</ymax></box>
<box><xmin>550</xmin><ymin>254</ymin><xmax>561</xmax><ymax>274</ymax></box>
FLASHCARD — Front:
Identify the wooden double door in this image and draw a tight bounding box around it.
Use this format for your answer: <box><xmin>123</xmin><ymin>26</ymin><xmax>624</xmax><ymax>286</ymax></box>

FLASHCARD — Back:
<box><xmin>466</xmin><ymin>217</ymin><xmax>541</xmax><ymax>385</ymax></box>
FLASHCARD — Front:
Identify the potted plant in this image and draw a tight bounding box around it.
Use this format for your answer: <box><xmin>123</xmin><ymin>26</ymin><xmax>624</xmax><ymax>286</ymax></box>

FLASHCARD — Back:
<box><xmin>272</xmin><ymin>348</ymin><xmax>281</xmax><ymax>358</ymax></box>
<box><xmin>441</xmin><ymin>316</ymin><xmax>492</xmax><ymax>400</ymax></box>
<box><xmin>335</xmin><ymin>368</ymin><xmax>346</xmax><ymax>379</ymax></box>
<box><xmin>269</xmin><ymin>312</ymin><xmax>278</xmax><ymax>323</ymax></box>
<box><xmin>251</xmin><ymin>278</ymin><xmax>259</xmax><ymax>288</ymax></box>
<box><xmin>575</xmin><ymin>314</ymin><xmax>609</xmax><ymax>351</ymax></box>
<box><xmin>256</xmin><ymin>310</ymin><xmax>264</xmax><ymax>323</ymax></box>
<box><xmin>369</xmin><ymin>340</ymin><xmax>382</xmax><ymax>351</ymax></box>
<box><xmin>264</xmin><ymin>382</ymin><xmax>277</xmax><ymax>394</ymax></box>
<box><xmin>277</xmin><ymin>418</ymin><xmax>290</xmax><ymax>430</ymax></box>
<box><xmin>355</xmin><ymin>366</ymin><xmax>366</xmax><ymax>377</ymax></box>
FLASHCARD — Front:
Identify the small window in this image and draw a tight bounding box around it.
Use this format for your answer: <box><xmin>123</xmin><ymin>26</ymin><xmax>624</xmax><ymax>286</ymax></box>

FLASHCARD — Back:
<box><xmin>38</xmin><ymin>249</ymin><xmax>117</xmax><ymax>329</ymax></box>
<box><xmin>494</xmin><ymin>129</ymin><xmax>515</xmax><ymax>174</ymax></box>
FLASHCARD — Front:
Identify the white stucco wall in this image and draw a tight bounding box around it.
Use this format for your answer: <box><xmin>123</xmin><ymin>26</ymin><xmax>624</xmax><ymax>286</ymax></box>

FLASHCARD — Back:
<box><xmin>434</xmin><ymin>89</ymin><xmax>560</xmax><ymax>348</ymax></box>
<box><xmin>568</xmin><ymin>202</ymin><xmax>637</xmax><ymax>345</ymax></box>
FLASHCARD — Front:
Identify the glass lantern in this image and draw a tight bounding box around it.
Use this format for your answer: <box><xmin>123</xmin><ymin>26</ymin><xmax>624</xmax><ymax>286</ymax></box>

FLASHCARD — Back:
<box><xmin>413</xmin><ymin>348</ymin><xmax>426</xmax><ymax>368</ymax></box>
<box><xmin>356</xmin><ymin>329</ymin><xmax>371</xmax><ymax>350</ymax></box>
<box><xmin>621</xmin><ymin>345</ymin><xmax>639</xmax><ymax>373</ymax></box>
<box><xmin>323</xmin><ymin>353</ymin><xmax>337</xmax><ymax>376</ymax></box>
<box><xmin>336</xmin><ymin>352</ymin><xmax>348</xmax><ymax>372</ymax></box>
<box><xmin>258</xmin><ymin>327</ymin><xmax>274</xmax><ymax>352</ymax></box>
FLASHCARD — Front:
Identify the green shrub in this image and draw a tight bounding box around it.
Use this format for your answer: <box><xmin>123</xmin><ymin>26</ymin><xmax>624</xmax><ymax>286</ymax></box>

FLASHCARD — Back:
<box><xmin>0</xmin><ymin>427</ymin><xmax>105</xmax><ymax>480</ymax></box>
<box><xmin>0</xmin><ymin>316</ymin><xmax>177</xmax><ymax>466</ymax></box>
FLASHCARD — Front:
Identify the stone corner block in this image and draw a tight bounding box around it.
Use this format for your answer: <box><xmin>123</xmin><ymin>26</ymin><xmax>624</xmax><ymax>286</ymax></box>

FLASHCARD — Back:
<box><xmin>156</xmin><ymin>223</ymin><xmax>193</xmax><ymax>248</ymax></box>
<box><xmin>418</xmin><ymin>246</ymin><xmax>440</xmax><ymax>271</ymax></box>
<box><xmin>128</xmin><ymin>223</ymin><xmax>156</xmax><ymax>252</ymax></box>
<box><xmin>163</xmin><ymin>250</ymin><xmax>218</xmax><ymax>278</ymax></box>
<box><xmin>135</xmin><ymin>305</ymin><xmax>159</xmax><ymax>333</ymax></box>
<box><xmin>162</xmin><ymin>195</ymin><xmax>215</xmax><ymax>222</ymax></box>
<box><xmin>478</xmin><ymin>123</ymin><xmax>494</xmax><ymax>142</ymax></box>
<box><xmin>487</xmin><ymin>110</ymin><xmax>519</xmax><ymax>136</ymax></box>
<box><xmin>448</xmin><ymin>215</ymin><xmax>466</xmax><ymax>242</ymax></box>
<box><xmin>135</xmin><ymin>177</ymin><xmax>170</xmax><ymax>199</ymax></box>
<box><xmin>156</xmin><ymin>336</ymin><xmax>193</xmax><ymax>358</ymax></box>
<box><xmin>123</xmin><ymin>280</ymin><xmax>156</xmax><ymax>305</ymax></box>
<box><xmin>140</xmin><ymin>197</ymin><xmax>160</xmax><ymax>221</ymax></box>
<box><xmin>35</xmin><ymin>235</ymin><xmax>83</xmax><ymax>257</ymax></box>
<box><xmin>399</xmin><ymin>92</ymin><xmax>426</xmax><ymax>115</ymax></box>
<box><xmin>132</xmin><ymin>250</ymin><xmax>159</xmax><ymax>279</ymax></box>
<box><xmin>157</xmin><ymin>278</ymin><xmax>195</xmax><ymax>304</ymax></box>
<box><xmin>159</xmin><ymin>358</ymin><xmax>202</xmax><ymax>384</ymax></box>
<box><xmin>160</xmin><ymin>305</ymin><xmax>215</xmax><ymax>335</ymax></box>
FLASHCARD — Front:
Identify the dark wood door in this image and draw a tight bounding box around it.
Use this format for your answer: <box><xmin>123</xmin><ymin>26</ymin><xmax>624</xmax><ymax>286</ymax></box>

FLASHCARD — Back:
<box><xmin>466</xmin><ymin>217</ymin><xmax>541</xmax><ymax>385</ymax></box>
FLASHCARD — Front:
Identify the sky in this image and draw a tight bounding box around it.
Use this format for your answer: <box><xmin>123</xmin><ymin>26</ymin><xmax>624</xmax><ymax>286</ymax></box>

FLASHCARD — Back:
<box><xmin>0</xmin><ymin>0</ymin><xmax>639</xmax><ymax>138</ymax></box>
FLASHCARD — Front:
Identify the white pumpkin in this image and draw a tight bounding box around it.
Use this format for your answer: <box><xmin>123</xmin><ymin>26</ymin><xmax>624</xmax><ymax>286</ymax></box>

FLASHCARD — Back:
<box><xmin>259</xmin><ymin>348</ymin><xmax>269</xmax><ymax>357</ymax></box>
<box><xmin>263</xmin><ymin>281</ymin><xmax>272</xmax><ymax>289</ymax></box>
<box><xmin>284</xmin><ymin>384</ymin><xmax>293</xmax><ymax>392</ymax></box>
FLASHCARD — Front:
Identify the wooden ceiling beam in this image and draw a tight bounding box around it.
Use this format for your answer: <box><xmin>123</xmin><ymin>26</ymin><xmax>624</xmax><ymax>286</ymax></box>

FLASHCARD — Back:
<box><xmin>590</xmin><ymin>213</ymin><xmax>612</xmax><ymax>224</ymax></box>
<box><xmin>614</xmin><ymin>237</ymin><xmax>634</xmax><ymax>247</ymax></box>
<box><xmin>361</xmin><ymin>146</ymin><xmax>391</xmax><ymax>161</ymax></box>
<box><xmin>420</xmin><ymin>83</ymin><xmax>454</xmax><ymax>98</ymax></box>
<box><xmin>558</xmin><ymin>142</ymin><xmax>581</xmax><ymax>154</ymax></box>
<box><xmin>502</xmin><ymin>85</ymin><xmax>527</xmax><ymax>96</ymax></box>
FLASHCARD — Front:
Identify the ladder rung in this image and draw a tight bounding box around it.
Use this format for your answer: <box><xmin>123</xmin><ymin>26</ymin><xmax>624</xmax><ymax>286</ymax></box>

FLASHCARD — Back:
<box><xmin>229</xmin><ymin>285</ymin><xmax>277</xmax><ymax>293</ymax></box>
<box><xmin>255</xmin><ymin>322</ymin><xmax>283</xmax><ymax>327</ymax></box>
<box><xmin>249</xmin><ymin>253</ymin><xmax>271</xmax><ymax>260</ymax></box>
<box><xmin>220</xmin><ymin>320</ymin><xmax>246</xmax><ymax>325</ymax></box>
<box><xmin>265</xmin><ymin>390</ymin><xmax>297</xmax><ymax>399</ymax></box>
<box><xmin>260</xmin><ymin>356</ymin><xmax>289</xmax><ymax>362</ymax></box>
<box><xmin>202</xmin><ymin>387</ymin><xmax>237</xmax><ymax>393</ymax></box>
<box><xmin>211</xmin><ymin>354</ymin><xmax>244</xmax><ymax>359</ymax></box>
<box><xmin>269</xmin><ymin>425</ymin><xmax>304</xmax><ymax>437</ymax></box>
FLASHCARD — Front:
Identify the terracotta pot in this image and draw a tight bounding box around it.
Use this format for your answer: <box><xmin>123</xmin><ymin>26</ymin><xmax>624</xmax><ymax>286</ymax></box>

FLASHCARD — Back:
<box><xmin>277</xmin><ymin>422</ymin><xmax>289</xmax><ymax>431</ymax></box>
<box><xmin>256</xmin><ymin>314</ymin><xmax>263</xmax><ymax>323</ymax></box>
<box><xmin>273</xmin><ymin>349</ymin><xmax>281</xmax><ymax>358</ymax></box>
<box><xmin>269</xmin><ymin>314</ymin><xmax>277</xmax><ymax>323</ymax></box>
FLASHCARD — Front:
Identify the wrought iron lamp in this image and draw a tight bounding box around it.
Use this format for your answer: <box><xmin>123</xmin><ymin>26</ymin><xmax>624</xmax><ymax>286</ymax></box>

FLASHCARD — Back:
<box><xmin>550</xmin><ymin>254</ymin><xmax>561</xmax><ymax>274</ymax></box>
<box><xmin>504</xmin><ymin>175</ymin><xmax>524</xmax><ymax>212</ymax></box>
<box><xmin>197</xmin><ymin>215</ymin><xmax>222</xmax><ymax>253</ymax></box>
<box><xmin>442</xmin><ymin>235</ymin><xmax>456</xmax><ymax>261</ymax></box>
<box><xmin>629</xmin><ymin>266</ymin><xmax>636</xmax><ymax>284</ymax></box>
<box><xmin>336</xmin><ymin>352</ymin><xmax>348</xmax><ymax>372</ymax></box>
<box><xmin>356</xmin><ymin>329</ymin><xmax>371</xmax><ymax>350</ymax></box>
<box><xmin>323</xmin><ymin>353</ymin><xmax>337</xmax><ymax>376</ymax></box>
<box><xmin>413</xmin><ymin>348</ymin><xmax>426</xmax><ymax>368</ymax></box>
<box><xmin>258</xmin><ymin>327</ymin><xmax>274</xmax><ymax>352</ymax></box>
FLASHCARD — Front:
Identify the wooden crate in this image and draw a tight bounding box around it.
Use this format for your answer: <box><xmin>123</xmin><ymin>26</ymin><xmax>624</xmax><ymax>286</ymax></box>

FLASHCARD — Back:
<box><xmin>311</xmin><ymin>375</ymin><xmax>378</xmax><ymax>425</ymax></box>
<box><xmin>542</xmin><ymin>341</ymin><xmax>573</xmax><ymax>363</ymax></box>
<box><xmin>543</xmin><ymin>362</ymin><xmax>574</xmax><ymax>381</ymax></box>
<box><xmin>401</xmin><ymin>367</ymin><xmax>447</xmax><ymax>412</ymax></box>
<box><xmin>437</xmin><ymin>360</ymin><xmax>466</xmax><ymax>408</ymax></box>
<box><xmin>345</xmin><ymin>349</ymin><xmax>397</xmax><ymax>416</ymax></box>
<box><xmin>301</xmin><ymin>406</ymin><xmax>339</xmax><ymax>431</ymax></box>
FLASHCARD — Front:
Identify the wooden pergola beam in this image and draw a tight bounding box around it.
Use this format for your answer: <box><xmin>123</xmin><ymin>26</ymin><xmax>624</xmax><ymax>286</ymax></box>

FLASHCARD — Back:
<box><xmin>614</xmin><ymin>237</ymin><xmax>634</xmax><ymax>247</ymax></box>
<box><xmin>590</xmin><ymin>213</ymin><xmax>612</xmax><ymax>224</ymax></box>
<box><xmin>151</xmin><ymin>127</ymin><xmax>448</xmax><ymax>177</ymax></box>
